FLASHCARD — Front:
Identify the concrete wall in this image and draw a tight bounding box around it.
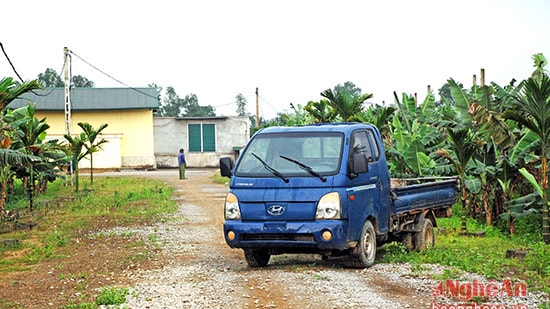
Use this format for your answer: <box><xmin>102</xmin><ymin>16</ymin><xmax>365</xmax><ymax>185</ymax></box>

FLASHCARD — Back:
<box><xmin>154</xmin><ymin>116</ymin><xmax>250</xmax><ymax>168</ymax></box>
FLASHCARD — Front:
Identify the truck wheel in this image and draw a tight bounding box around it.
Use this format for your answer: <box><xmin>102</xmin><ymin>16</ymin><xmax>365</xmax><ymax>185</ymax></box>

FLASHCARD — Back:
<box><xmin>350</xmin><ymin>220</ymin><xmax>376</xmax><ymax>268</ymax></box>
<box><xmin>401</xmin><ymin>232</ymin><xmax>414</xmax><ymax>251</ymax></box>
<box><xmin>414</xmin><ymin>219</ymin><xmax>434</xmax><ymax>250</ymax></box>
<box><xmin>243</xmin><ymin>248</ymin><xmax>270</xmax><ymax>267</ymax></box>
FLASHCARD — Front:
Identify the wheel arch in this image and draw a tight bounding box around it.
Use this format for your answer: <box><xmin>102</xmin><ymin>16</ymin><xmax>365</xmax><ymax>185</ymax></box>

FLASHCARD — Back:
<box><xmin>413</xmin><ymin>210</ymin><xmax>437</xmax><ymax>230</ymax></box>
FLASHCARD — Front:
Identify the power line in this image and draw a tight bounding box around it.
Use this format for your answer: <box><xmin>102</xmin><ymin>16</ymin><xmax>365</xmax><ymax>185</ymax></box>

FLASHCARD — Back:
<box><xmin>259</xmin><ymin>94</ymin><xmax>282</xmax><ymax>114</ymax></box>
<box><xmin>211</xmin><ymin>101</ymin><xmax>235</xmax><ymax>108</ymax></box>
<box><xmin>68</xmin><ymin>49</ymin><xmax>158</xmax><ymax>100</ymax></box>
<box><xmin>0</xmin><ymin>42</ymin><xmax>63</xmax><ymax>97</ymax></box>
<box><xmin>0</xmin><ymin>42</ymin><xmax>26</xmax><ymax>83</ymax></box>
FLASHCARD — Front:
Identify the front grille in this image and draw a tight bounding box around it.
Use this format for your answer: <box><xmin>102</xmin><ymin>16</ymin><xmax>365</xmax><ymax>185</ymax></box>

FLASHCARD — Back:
<box><xmin>241</xmin><ymin>234</ymin><xmax>315</xmax><ymax>242</ymax></box>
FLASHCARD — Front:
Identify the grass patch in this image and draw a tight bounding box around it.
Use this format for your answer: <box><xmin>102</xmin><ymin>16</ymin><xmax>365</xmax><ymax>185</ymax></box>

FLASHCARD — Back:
<box><xmin>210</xmin><ymin>174</ymin><xmax>230</xmax><ymax>185</ymax></box>
<box><xmin>95</xmin><ymin>286</ymin><xmax>129</xmax><ymax>306</ymax></box>
<box><xmin>378</xmin><ymin>215</ymin><xmax>550</xmax><ymax>295</ymax></box>
<box><xmin>0</xmin><ymin>176</ymin><xmax>177</xmax><ymax>273</ymax></box>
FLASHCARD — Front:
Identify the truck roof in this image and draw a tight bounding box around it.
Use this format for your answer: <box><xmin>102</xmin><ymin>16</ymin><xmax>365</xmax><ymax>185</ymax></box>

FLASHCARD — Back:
<box><xmin>257</xmin><ymin>122</ymin><xmax>374</xmax><ymax>134</ymax></box>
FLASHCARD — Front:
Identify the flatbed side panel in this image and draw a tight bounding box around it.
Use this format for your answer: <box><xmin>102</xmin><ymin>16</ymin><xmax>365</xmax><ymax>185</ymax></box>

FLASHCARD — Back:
<box><xmin>392</xmin><ymin>179</ymin><xmax>457</xmax><ymax>215</ymax></box>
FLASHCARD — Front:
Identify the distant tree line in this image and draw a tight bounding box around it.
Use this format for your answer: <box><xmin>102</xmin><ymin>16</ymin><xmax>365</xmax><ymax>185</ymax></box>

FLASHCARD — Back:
<box><xmin>37</xmin><ymin>68</ymin><xmax>222</xmax><ymax>118</ymax></box>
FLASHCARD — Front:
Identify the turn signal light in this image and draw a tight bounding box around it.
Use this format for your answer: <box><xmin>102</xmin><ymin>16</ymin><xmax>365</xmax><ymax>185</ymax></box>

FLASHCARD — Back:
<box><xmin>322</xmin><ymin>230</ymin><xmax>332</xmax><ymax>241</ymax></box>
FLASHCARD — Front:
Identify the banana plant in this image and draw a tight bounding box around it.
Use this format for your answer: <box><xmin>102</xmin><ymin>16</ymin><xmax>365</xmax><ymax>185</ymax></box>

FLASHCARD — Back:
<box><xmin>0</xmin><ymin>77</ymin><xmax>43</xmax><ymax>215</ymax></box>
<box><xmin>440</xmin><ymin>77</ymin><xmax>518</xmax><ymax>227</ymax></box>
<box><xmin>3</xmin><ymin>104</ymin><xmax>53</xmax><ymax>211</ymax></box>
<box><xmin>499</xmin><ymin>168</ymin><xmax>540</xmax><ymax>235</ymax></box>
<box><xmin>387</xmin><ymin>92</ymin><xmax>441</xmax><ymax>177</ymax></box>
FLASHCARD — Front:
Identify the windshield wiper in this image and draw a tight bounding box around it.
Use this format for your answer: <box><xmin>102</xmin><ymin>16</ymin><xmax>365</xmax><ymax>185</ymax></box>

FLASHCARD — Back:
<box><xmin>251</xmin><ymin>152</ymin><xmax>289</xmax><ymax>183</ymax></box>
<box><xmin>280</xmin><ymin>155</ymin><xmax>327</xmax><ymax>182</ymax></box>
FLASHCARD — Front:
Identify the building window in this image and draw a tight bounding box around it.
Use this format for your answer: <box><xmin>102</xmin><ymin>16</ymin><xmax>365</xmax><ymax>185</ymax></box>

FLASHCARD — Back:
<box><xmin>188</xmin><ymin>123</ymin><xmax>216</xmax><ymax>152</ymax></box>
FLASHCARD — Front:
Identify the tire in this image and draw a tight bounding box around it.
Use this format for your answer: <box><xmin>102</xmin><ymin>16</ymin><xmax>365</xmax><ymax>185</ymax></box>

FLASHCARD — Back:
<box><xmin>414</xmin><ymin>218</ymin><xmax>434</xmax><ymax>250</ymax></box>
<box><xmin>350</xmin><ymin>220</ymin><xmax>377</xmax><ymax>268</ymax></box>
<box><xmin>243</xmin><ymin>248</ymin><xmax>270</xmax><ymax>267</ymax></box>
<box><xmin>401</xmin><ymin>232</ymin><xmax>414</xmax><ymax>251</ymax></box>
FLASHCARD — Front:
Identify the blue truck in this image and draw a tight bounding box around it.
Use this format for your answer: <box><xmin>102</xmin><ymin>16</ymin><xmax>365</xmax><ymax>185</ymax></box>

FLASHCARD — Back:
<box><xmin>220</xmin><ymin>123</ymin><xmax>457</xmax><ymax>268</ymax></box>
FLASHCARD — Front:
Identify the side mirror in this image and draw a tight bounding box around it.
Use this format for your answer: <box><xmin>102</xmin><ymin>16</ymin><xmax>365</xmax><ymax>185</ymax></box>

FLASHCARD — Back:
<box><xmin>220</xmin><ymin>157</ymin><xmax>234</xmax><ymax>177</ymax></box>
<box><xmin>349</xmin><ymin>153</ymin><xmax>369</xmax><ymax>178</ymax></box>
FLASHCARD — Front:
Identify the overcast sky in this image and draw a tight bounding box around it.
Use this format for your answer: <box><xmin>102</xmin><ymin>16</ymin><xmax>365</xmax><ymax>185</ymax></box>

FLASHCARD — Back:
<box><xmin>1</xmin><ymin>0</ymin><xmax>549</xmax><ymax>119</ymax></box>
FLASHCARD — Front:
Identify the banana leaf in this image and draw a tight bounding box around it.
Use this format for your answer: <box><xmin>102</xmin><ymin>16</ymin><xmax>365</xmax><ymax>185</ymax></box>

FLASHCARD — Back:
<box><xmin>500</xmin><ymin>192</ymin><xmax>540</xmax><ymax>221</ymax></box>
<box><xmin>448</xmin><ymin>79</ymin><xmax>472</xmax><ymax>125</ymax></box>
<box><xmin>519</xmin><ymin>167</ymin><xmax>543</xmax><ymax>198</ymax></box>
<box><xmin>509</xmin><ymin>130</ymin><xmax>540</xmax><ymax>165</ymax></box>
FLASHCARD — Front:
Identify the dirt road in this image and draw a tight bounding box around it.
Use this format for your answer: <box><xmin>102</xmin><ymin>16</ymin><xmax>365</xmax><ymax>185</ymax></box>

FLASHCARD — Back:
<box><xmin>116</xmin><ymin>168</ymin><xmax>435</xmax><ymax>308</ymax></box>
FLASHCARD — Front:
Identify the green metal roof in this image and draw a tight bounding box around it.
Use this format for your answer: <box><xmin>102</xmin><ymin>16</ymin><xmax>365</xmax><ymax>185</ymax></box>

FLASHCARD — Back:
<box><xmin>10</xmin><ymin>87</ymin><xmax>159</xmax><ymax>111</ymax></box>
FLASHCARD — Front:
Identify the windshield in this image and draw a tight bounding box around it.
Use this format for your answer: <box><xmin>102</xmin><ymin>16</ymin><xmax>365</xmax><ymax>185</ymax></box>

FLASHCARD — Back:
<box><xmin>235</xmin><ymin>132</ymin><xmax>343</xmax><ymax>177</ymax></box>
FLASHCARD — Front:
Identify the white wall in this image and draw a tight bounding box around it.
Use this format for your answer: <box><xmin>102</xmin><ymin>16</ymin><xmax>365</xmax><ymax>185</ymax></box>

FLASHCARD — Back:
<box><xmin>154</xmin><ymin>116</ymin><xmax>250</xmax><ymax>168</ymax></box>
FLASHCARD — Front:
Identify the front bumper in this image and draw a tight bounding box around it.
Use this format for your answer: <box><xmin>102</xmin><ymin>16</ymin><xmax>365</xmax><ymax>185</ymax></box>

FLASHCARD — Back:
<box><xmin>223</xmin><ymin>220</ymin><xmax>349</xmax><ymax>250</ymax></box>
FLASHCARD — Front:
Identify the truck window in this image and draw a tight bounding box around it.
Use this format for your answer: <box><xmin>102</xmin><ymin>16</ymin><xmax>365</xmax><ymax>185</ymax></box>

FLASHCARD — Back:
<box><xmin>351</xmin><ymin>130</ymin><xmax>373</xmax><ymax>162</ymax></box>
<box><xmin>366</xmin><ymin>130</ymin><xmax>380</xmax><ymax>161</ymax></box>
<box><xmin>234</xmin><ymin>132</ymin><xmax>344</xmax><ymax>177</ymax></box>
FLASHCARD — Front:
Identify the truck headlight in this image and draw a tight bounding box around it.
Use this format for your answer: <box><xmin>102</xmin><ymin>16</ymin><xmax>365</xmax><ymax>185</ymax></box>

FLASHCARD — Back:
<box><xmin>316</xmin><ymin>192</ymin><xmax>341</xmax><ymax>219</ymax></box>
<box><xmin>224</xmin><ymin>192</ymin><xmax>241</xmax><ymax>220</ymax></box>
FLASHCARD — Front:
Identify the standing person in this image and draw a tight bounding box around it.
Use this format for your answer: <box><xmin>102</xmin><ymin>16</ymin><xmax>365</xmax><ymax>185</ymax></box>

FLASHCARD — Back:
<box><xmin>178</xmin><ymin>148</ymin><xmax>187</xmax><ymax>179</ymax></box>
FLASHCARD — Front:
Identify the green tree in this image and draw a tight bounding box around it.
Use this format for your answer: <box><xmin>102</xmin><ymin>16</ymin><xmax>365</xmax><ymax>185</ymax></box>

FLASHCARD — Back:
<box><xmin>37</xmin><ymin>68</ymin><xmax>94</xmax><ymax>88</ymax></box>
<box><xmin>63</xmin><ymin>133</ymin><xmax>87</xmax><ymax>193</ymax></box>
<box><xmin>304</xmin><ymin>99</ymin><xmax>336</xmax><ymax>123</ymax></box>
<box><xmin>235</xmin><ymin>93</ymin><xmax>248</xmax><ymax>116</ymax></box>
<box><xmin>78</xmin><ymin>122</ymin><xmax>108</xmax><ymax>184</ymax></box>
<box><xmin>71</xmin><ymin>75</ymin><xmax>94</xmax><ymax>87</ymax></box>
<box><xmin>37</xmin><ymin>68</ymin><xmax>63</xmax><ymax>87</ymax></box>
<box><xmin>150</xmin><ymin>83</ymin><xmax>164</xmax><ymax>117</ymax></box>
<box><xmin>437</xmin><ymin>128</ymin><xmax>480</xmax><ymax>233</ymax></box>
<box><xmin>159</xmin><ymin>86</ymin><xmax>184</xmax><ymax>117</ymax></box>
<box><xmin>320</xmin><ymin>86</ymin><xmax>372</xmax><ymax>121</ymax></box>
<box><xmin>334</xmin><ymin>81</ymin><xmax>363</xmax><ymax>98</ymax></box>
<box><xmin>156</xmin><ymin>87</ymin><xmax>215</xmax><ymax>117</ymax></box>
<box><xmin>182</xmin><ymin>93</ymin><xmax>215</xmax><ymax>117</ymax></box>
<box><xmin>504</xmin><ymin>73</ymin><xmax>550</xmax><ymax>244</ymax></box>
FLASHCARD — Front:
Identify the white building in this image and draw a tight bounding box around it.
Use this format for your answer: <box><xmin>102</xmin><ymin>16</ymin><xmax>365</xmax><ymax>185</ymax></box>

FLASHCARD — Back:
<box><xmin>154</xmin><ymin>116</ymin><xmax>251</xmax><ymax>168</ymax></box>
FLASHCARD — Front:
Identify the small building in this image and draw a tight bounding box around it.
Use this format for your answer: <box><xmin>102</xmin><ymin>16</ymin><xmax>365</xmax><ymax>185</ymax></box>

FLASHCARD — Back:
<box><xmin>11</xmin><ymin>87</ymin><xmax>158</xmax><ymax>169</ymax></box>
<box><xmin>11</xmin><ymin>87</ymin><xmax>251</xmax><ymax>169</ymax></box>
<box><xmin>154</xmin><ymin>116</ymin><xmax>250</xmax><ymax>168</ymax></box>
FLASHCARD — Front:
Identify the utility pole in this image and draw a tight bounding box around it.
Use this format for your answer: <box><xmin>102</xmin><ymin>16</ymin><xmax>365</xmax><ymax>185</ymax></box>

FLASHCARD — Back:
<box><xmin>63</xmin><ymin>47</ymin><xmax>73</xmax><ymax>185</ymax></box>
<box><xmin>64</xmin><ymin>47</ymin><xmax>71</xmax><ymax>135</ymax></box>
<box><xmin>255</xmin><ymin>87</ymin><xmax>259</xmax><ymax>128</ymax></box>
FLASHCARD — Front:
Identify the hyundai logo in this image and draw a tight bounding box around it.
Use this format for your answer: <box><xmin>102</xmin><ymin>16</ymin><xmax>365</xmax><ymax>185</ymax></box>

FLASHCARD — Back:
<box><xmin>267</xmin><ymin>205</ymin><xmax>286</xmax><ymax>216</ymax></box>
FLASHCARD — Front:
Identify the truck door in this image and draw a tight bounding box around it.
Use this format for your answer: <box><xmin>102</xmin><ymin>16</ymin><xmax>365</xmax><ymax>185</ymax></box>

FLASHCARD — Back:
<box><xmin>347</xmin><ymin>129</ymin><xmax>390</xmax><ymax>240</ymax></box>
